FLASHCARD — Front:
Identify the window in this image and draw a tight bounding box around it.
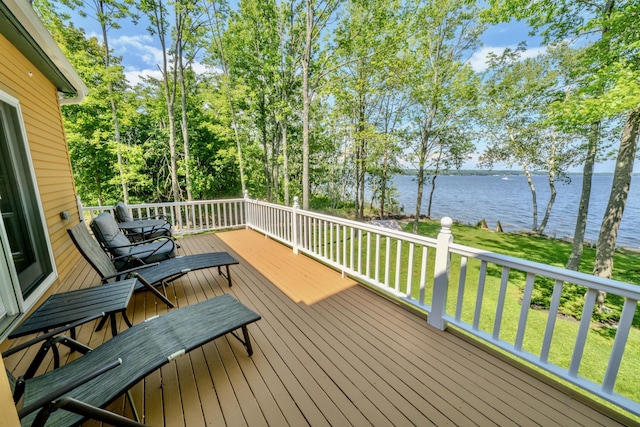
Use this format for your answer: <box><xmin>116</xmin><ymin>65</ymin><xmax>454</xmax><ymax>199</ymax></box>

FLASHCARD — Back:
<box><xmin>0</xmin><ymin>92</ymin><xmax>54</xmax><ymax>331</ymax></box>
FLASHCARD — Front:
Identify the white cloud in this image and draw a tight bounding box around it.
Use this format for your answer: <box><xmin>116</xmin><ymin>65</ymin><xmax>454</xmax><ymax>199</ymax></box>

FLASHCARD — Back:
<box><xmin>124</xmin><ymin>68</ymin><xmax>162</xmax><ymax>87</ymax></box>
<box><xmin>468</xmin><ymin>45</ymin><xmax>547</xmax><ymax>72</ymax></box>
<box><xmin>111</xmin><ymin>34</ymin><xmax>165</xmax><ymax>66</ymax></box>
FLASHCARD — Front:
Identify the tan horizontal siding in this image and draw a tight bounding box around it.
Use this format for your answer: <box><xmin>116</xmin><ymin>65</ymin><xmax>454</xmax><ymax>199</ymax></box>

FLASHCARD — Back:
<box><xmin>0</xmin><ymin>34</ymin><xmax>81</xmax><ymax>289</ymax></box>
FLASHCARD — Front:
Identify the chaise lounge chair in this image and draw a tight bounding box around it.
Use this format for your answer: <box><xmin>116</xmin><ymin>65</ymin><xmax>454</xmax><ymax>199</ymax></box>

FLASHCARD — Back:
<box><xmin>68</xmin><ymin>221</ymin><xmax>239</xmax><ymax>308</ymax></box>
<box><xmin>4</xmin><ymin>294</ymin><xmax>261</xmax><ymax>426</ymax></box>
<box><xmin>114</xmin><ymin>201</ymin><xmax>173</xmax><ymax>242</ymax></box>
<box><xmin>90</xmin><ymin>212</ymin><xmax>177</xmax><ymax>269</ymax></box>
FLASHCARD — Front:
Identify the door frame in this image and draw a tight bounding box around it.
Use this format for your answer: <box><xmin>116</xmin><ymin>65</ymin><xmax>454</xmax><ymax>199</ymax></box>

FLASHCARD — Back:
<box><xmin>0</xmin><ymin>89</ymin><xmax>58</xmax><ymax>337</ymax></box>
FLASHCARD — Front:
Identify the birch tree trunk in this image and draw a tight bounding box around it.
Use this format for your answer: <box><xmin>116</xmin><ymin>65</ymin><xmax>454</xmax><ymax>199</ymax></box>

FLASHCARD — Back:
<box><xmin>566</xmin><ymin>122</ymin><xmax>599</xmax><ymax>270</ymax></box>
<box><xmin>538</xmin><ymin>133</ymin><xmax>557</xmax><ymax>234</ymax></box>
<box><xmin>593</xmin><ymin>108</ymin><xmax>640</xmax><ymax>308</ymax></box>
<box><xmin>523</xmin><ymin>162</ymin><xmax>538</xmax><ymax>232</ymax></box>
<box><xmin>301</xmin><ymin>0</ymin><xmax>313</xmax><ymax>210</ymax></box>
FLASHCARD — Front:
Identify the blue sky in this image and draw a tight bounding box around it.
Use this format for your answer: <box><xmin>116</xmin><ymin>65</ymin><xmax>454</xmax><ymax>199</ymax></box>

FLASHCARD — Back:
<box><xmin>66</xmin><ymin>6</ymin><xmax>620</xmax><ymax>174</ymax></box>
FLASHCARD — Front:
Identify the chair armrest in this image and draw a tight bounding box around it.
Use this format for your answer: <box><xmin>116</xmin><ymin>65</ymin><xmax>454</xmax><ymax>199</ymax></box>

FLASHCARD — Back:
<box><xmin>17</xmin><ymin>358</ymin><xmax>122</xmax><ymax>418</ymax></box>
<box><xmin>122</xmin><ymin>239</ymin><xmax>176</xmax><ymax>262</ymax></box>
<box><xmin>136</xmin><ymin>214</ymin><xmax>167</xmax><ymax>221</ymax></box>
<box><xmin>2</xmin><ymin>313</ymin><xmax>104</xmax><ymax>358</ymax></box>
<box><xmin>128</xmin><ymin>235</ymin><xmax>172</xmax><ymax>246</ymax></box>
<box><xmin>107</xmin><ymin>236</ymin><xmax>169</xmax><ymax>251</ymax></box>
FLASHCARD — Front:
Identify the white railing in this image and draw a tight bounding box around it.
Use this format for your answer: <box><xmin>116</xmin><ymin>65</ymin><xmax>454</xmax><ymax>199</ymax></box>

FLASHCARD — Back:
<box><xmin>79</xmin><ymin>195</ymin><xmax>640</xmax><ymax>417</ymax></box>
<box><xmin>79</xmin><ymin>197</ymin><xmax>246</xmax><ymax>234</ymax></box>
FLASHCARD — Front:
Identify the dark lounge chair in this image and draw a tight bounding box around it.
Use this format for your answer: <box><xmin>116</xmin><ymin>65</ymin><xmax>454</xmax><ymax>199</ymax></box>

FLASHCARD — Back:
<box><xmin>90</xmin><ymin>212</ymin><xmax>177</xmax><ymax>269</ymax></box>
<box><xmin>114</xmin><ymin>201</ymin><xmax>173</xmax><ymax>241</ymax></box>
<box><xmin>4</xmin><ymin>295</ymin><xmax>261</xmax><ymax>426</ymax></box>
<box><xmin>68</xmin><ymin>222</ymin><xmax>239</xmax><ymax>308</ymax></box>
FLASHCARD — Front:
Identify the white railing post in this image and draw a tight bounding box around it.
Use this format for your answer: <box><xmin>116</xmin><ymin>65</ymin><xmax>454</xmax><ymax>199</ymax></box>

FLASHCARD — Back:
<box><xmin>76</xmin><ymin>196</ymin><xmax>83</xmax><ymax>221</ymax></box>
<box><xmin>244</xmin><ymin>190</ymin><xmax>250</xmax><ymax>229</ymax></box>
<box><xmin>429</xmin><ymin>217</ymin><xmax>453</xmax><ymax>331</ymax></box>
<box><xmin>292</xmin><ymin>196</ymin><xmax>300</xmax><ymax>254</ymax></box>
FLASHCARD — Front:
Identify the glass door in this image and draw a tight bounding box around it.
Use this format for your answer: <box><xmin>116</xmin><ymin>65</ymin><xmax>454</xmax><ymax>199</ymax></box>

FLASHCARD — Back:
<box><xmin>0</xmin><ymin>100</ymin><xmax>50</xmax><ymax>299</ymax></box>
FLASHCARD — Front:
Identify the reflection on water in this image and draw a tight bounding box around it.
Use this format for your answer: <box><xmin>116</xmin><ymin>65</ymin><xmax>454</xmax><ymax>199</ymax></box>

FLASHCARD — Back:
<box><xmin>391</xmin><ymin>174</ymin><xmax>640</xmax><ymax>248</ymax></box>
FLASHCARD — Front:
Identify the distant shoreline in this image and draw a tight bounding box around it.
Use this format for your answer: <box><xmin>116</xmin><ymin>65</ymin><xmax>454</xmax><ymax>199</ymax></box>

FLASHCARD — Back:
<box><xmin>400</xmin><ymin>170</ymin><xmax>619</xmax><ymax>177</ymax></box>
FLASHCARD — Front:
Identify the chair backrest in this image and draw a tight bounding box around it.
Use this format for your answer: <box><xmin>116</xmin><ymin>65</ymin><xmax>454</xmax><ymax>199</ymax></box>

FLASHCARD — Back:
<box><xmin>67</xmin><ymin>221</ymin><xmax>119</xmax><ymax>281</ymax></box>
<box><xmin>114</xmin><ymin>202</ymin><xmax>133</xmax><ymax>223</ymax></box>
<box><xmin>90</xmin><ymin>213</ymin><xmax>132</xmax><ymax>257</ymax></box>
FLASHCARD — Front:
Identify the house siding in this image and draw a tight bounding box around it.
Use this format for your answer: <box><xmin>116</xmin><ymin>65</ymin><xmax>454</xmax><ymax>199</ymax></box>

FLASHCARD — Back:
<box><xmin>0</xmin><ymin>33</ymin><xmax>81</xmax><ymax>292</ymax></box>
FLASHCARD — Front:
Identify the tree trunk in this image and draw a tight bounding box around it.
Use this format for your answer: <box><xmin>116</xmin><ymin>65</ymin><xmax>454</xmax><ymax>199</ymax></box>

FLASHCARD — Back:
<box><xmin>98</xmin><ymin>1</ymin><xmax>128</xmax><ymax>203</ymax></box>
<box><xmin>167</xmin><ymin>102</ymin><xmax>180</xmax><ymax>202</ymax></box>
<box><xmin>413</xmin><ymin>166</ymin><xmax>425</xmax><ymax>234</ymax></box>
<box><xmin>593</xmin><ymin>108</ymin><xmax>640</xmax><ymax>308</ymax></box>
<box><xmin>301</xmin><ymin>0</ymin><xmax>313</xmax><ymax>210</ymax></box>
<box><xmin>427</xmin><ymin>147</ymin><xmax>443</xmax><ymax>218</ymax></box>
<box><xmin>354</xmin><ymin>89</ymin><xmax>367</xmax><ymax>221</ymax></box>
<box><xmin>538</xmin><ymin>167</ymin><xmax>556</xmax><ymax>234</ymax></box>
<box><xmin>566</xmin><ymin>122</ymin><xmax>599</xmax><ymax>270</ymax></box>
<box><xmin>523</xmin><ymin>162</ymin><xmax>538</xmax><ymax>232</ymax></box>
<box><xmin>538</xmin><ymin>135</ymin><xmax>557</xmax><ymax>234</ymax></box>
<box><xmin>178</xmin><ymin>46</ymin><xmax>192</xmax><ymax>201</ymax></box>
<box><xmin>282</xmin><ymin>119</ymin><xmax>290</xmax><ymax>206</ymax></box>
<box><xmin>412</xmin><ymin>106</ymin><xmax>437</xmax><ymax>233</ymax></box>
<box><xmin>155</xmin><ymin>0</ymin><xmax>180</xmax><ymax>203</ymax></box>
<box><xmin>259</xmin><ymin>95</ymin><xmax>271</xmax><ymax>201</ymax></box>
<box><xmin>380</xmin><ymin>147</ymin><xmax>388</xmax><ymax>218</ymax></box>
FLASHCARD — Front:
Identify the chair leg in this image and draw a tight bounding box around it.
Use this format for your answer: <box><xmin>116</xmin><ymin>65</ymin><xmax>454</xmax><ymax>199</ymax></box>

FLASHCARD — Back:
<box><xmin>110</xmin><ymin>313</ymin><xmax>118</xmax><ymax>337</ymax></box>
<box><xmin>242</xmin><ymin>325</ymin><xmax>253</xmax><ymax>356</ymax></box>
<box><xmin>95</xmin><ymin>315</ymin><xmax>109</xmax><ymax>332</ymax></box>
<box><xmin>122</xmin><ymin>311</ymin><xmax>133</xmax><ymax>328</ymax></box>
<box><xmin>126</xmin><ymin>390</ymin><xmax>141</xmax><ymax>422</ymax></box>
<box><xmin>218</xmin><ymin>264</ymin><xmax>233</xmax><ymax>287</ymax></box>
<box><xmin>229</xmin><ymin>325</ymin><xmax>254</xmax><ymax>356</ymax></box>
<box><xmin>132</xmin><ymin>274</ymin><xmax>175</xmax><ymax>308</ymax></box>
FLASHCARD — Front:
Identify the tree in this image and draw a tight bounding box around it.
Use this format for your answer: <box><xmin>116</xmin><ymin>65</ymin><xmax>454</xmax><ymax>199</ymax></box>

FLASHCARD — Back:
<box><xmin>223</xmin><ymin>0</ymin><xmax>282</xmax><ymax>202</ymax></box>
<box><xmin>479</xmin><ymin>46</ymin><xmax>581</xmax><ymax>233</ymax></box>
<box><xmin>486</xmin><ymin>0</ymin><xmax>640</xmax><ymax>310</ymax></box>
<box><xmin>36</xmin><ymin>0</ymin><xmax>137</xmax><ymax>204</ymax></box>
<box><xmin>138</xmin><ymin>0</ymin><xmax>183</xmax><ymax>202</ymax></box>
<box><xmin>92</xmin><ymin>0</ymin><xmax>137</xmax><ymax>204</ymax></box>
<box><xmin>175</xmin><ymin>1</ymin><xmax>207</xmax><ymax>202</ymax></box>
<box><xmin>328</xmin><ymin>0</ymin><xmax>407</xmax><ymax>220</ymax></box>
<box><xmin>205</xmin><ymin>1</ymin><xmax>248</xmax><ymax>196</ymax></box>
<box><xmin>406</xmin><ymin>0</ymin><xmax>483</xmax><ymax>233</ymax></box>
<box><xmin>34</xmin><ymin>0</ymin><xmax>124</xmax><ymax>205</ymax></box>
<box><xmin>300</xmin><ymin>0</ymin><xmax>341</xmax><ymax>209</ymax></box>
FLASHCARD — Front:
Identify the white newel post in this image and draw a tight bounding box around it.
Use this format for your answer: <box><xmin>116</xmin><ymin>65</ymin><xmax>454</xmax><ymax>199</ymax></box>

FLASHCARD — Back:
<box><xmin>429</xmin><ymin>217</ymin><xmax>453</xmax><ymax>331</ymax></box>
<box><xmin>292</xmin><ymin>197</ymin><xmax>300</xmax><ymax>254</ymax></box>
<box><xmin>76</xmin><ymin>196</ymin><xmax>83</xmax><ymax>221</ymax></box>
<box><xmin>243</xmin><ymin>190</ymin><xmax>250</xmax><ymax>229</ymax></box>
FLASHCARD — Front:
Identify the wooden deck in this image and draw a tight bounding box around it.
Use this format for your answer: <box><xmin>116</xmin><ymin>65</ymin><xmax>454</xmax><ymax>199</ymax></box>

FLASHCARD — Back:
<box><xmin>2</xmin><ymin>229</ymin><xmax>632</xmax><ymax>426</ymax></box>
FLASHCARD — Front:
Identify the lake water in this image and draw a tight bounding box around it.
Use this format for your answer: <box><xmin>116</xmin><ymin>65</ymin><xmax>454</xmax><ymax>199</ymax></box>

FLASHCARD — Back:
<box><xmin>391</xmin><ymin>174</ymin><xmax>640</xmax><ymax>248</ymax></box>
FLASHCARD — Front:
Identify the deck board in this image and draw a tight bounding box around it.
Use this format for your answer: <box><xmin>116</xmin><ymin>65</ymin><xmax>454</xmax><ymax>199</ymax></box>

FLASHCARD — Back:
<box><xmin>1</xmin><ymin>229</ymin><xmax>632</xmax><ymax>426</ymax></box>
